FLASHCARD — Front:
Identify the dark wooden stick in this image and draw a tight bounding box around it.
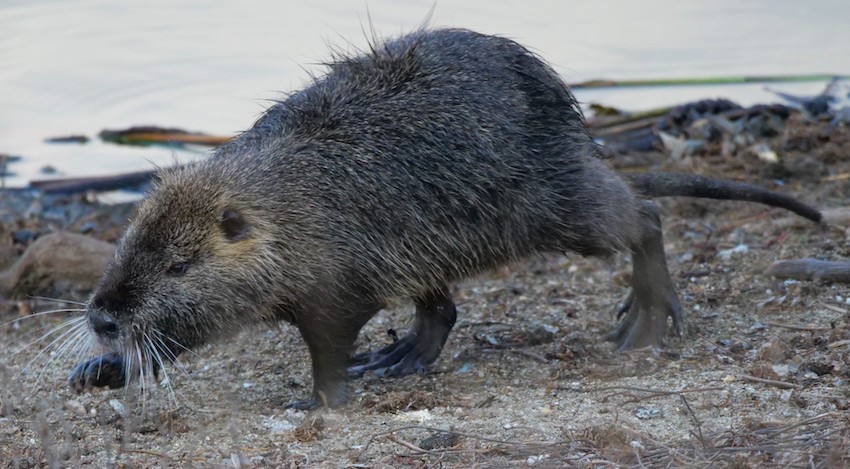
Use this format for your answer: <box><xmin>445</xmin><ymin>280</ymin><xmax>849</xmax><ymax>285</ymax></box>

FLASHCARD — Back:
<box><xmin>29</xmin><ymin>169</ymin><xmax>158</xmax><ymax>194</ymax></box>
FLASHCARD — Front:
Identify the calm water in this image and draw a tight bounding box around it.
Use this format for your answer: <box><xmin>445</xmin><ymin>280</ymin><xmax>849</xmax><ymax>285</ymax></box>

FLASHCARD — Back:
<box><xmin>1</xmin><ymin>0</ymin><xmax>849</xmax><ymax>187</ymax></box>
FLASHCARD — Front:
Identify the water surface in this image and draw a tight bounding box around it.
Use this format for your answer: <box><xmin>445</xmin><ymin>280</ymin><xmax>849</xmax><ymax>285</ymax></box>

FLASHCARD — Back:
<box><xmin>1</xmin><ymin>0</ymin><xmax>848</xmax><ymax>187</ymax></box>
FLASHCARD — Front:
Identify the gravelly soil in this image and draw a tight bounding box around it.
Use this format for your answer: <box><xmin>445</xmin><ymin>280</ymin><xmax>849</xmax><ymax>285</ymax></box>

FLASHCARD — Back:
<box><xmin>1</xmin><ymin>118</ymin><xmax>849</xmax><ymax>468</ymax></box>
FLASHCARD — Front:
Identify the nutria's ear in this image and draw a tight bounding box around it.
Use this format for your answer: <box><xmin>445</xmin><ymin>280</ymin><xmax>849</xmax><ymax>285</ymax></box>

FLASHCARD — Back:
<box><xmin>221</xmin><ymin>208</ymin><xmax>250</xmax><ymax>242</ymax></box>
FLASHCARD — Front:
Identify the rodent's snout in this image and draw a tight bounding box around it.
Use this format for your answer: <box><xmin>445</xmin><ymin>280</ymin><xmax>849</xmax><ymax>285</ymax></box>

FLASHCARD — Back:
<box><xmin>88</xmin><ymin>308</ymin><xmax>119</xmax><ymax>339</ymax></box>
<box><xmin>87</xmin><ymin>288</ymin><xmax>130</xmax><ymax>340</ymax></box>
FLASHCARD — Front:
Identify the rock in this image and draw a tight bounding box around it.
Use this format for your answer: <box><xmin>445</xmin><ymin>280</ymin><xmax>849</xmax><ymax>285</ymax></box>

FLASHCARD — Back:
<box><xmin>64</xmin><ymin>399</ymin><xmax>86</xmax><ymax>416</ymax></box>
<box><xmin>11</xmin><ymin>230</ymin><xmax>38</xmax><ymax>245</ymax></box>
<box><xmin>419</xmin><ymin>431</ymin><xmax>459</xmax><ymax>450</ymax></box>
<box><xmin>757</xmin><ymin>340</ymin><xmax>789</xmax><ymax>363</ymax></box>
<box><xmin>750</xmin><ymin>361</ymin><xmax>781</xmax><ymax>381</ymax></box>
<box><xmin>262</xmin><ymin>416</ymin><xmax>296</xmax><ymax>434</ymax></box>
<box><xmin>0</xmin><ymin>245</ymin><xmax>20</xmax><ymax>271</ymax></box>
<box><xmin>0</xmin><ymin>232</ymin><xmax>115</xmax><ymax>298</ymax></box>
<box><xmin>634</xmin><ymin>406</ymin><xmax>662</xmax><ymax>420</ymax></box>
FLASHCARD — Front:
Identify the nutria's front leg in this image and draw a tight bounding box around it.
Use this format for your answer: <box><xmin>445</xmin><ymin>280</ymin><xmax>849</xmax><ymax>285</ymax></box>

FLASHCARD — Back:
<box><xmin>286</xmin><ymin>302</ymin><xmax>379</xmax><ymax>410</ymax></box>
<box><xmin>348</xmin><ymin>287</ymin><xmax>457</xmax><ymax>378</ymax></box>
<box><xmin>607</xmin><ymin>200</ymin><xmax>683</xmax><ymax>349</ymax></box>
<box><xmin>68</xmin><ymin>353</ymin><xmax>128</xmax><ymax>392</ymax></box>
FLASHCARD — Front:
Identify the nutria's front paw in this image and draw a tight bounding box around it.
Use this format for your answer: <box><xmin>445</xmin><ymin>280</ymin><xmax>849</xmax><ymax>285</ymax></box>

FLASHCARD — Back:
<box><xmin>285</xmin><ymin>397</ymin><xmax>322</xmax><ymax>411</ymax></box>
<box><xmin>68</xmin><ymin>353</ymin><xmax>126</xmax><ymax>393</ymax></box>
<box><xmin>285</xmin><ymin>387</ymin><xmax>349</xmax><ymax>410</ymax></box>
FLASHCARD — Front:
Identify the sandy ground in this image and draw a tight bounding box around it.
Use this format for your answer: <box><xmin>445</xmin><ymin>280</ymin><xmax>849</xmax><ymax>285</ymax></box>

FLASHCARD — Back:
<box><xmin>1</xmin><ymin>118</ymin><xmax>849</xmax><ymax>468</ymax></box>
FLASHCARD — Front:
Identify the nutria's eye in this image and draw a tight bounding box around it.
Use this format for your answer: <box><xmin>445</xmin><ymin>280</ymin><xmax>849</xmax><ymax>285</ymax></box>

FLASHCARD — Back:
<box><xmin>166</xmin><ymin>262</ymin><xmax>189</xmax><ymax>276</ymax></box>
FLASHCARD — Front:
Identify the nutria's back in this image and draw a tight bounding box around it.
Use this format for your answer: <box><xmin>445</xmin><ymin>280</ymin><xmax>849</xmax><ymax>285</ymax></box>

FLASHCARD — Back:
<box><xmin>185</xmin><ymin>28</ymin><xmax>638</xmax><ymax>303</ymax></box>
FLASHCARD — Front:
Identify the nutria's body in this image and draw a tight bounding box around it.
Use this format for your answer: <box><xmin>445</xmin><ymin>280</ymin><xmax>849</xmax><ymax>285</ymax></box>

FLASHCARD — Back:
<box><xmin>70</xmin><ymin>29</ymin><xmax>821</xmax><ymax>409</ymax></box>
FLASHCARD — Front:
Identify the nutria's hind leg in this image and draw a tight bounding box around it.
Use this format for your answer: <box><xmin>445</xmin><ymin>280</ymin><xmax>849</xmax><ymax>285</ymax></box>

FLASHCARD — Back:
<box><xmin>348</xmin><ymin>287</ymin><xmax>457</xmax><ymax>378</ymax></box>
<box><xmin>606</xmin><ymin>200</ymin><xmax>683</xmax><ymax>349</ymax></box>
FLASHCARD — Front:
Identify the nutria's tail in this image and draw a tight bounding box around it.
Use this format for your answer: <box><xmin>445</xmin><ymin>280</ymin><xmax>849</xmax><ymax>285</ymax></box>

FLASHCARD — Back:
<box><xmin>626</xmin><ymin>172</ymin><xmax>822</xmax><ymax>223</ymax></box>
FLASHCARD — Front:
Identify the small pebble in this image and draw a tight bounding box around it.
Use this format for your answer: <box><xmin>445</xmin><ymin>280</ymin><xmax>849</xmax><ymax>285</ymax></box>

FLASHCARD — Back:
<box><xmin>64</xmin><ymin>399</ymin><xmax>86</xmax><ymax>416</ymax></box>
<box><xmin>634</xmin><ymin>406</ymin><xmax>662</xmax><ymax>420</ymax></box>
<box><xmin>109</xmin><ymin>399</ymin><xmax>125</xmax><ymax>415</ymax></box>
<box><xmin>262</xmin><ymin>416</ymin><xmax>296</xmax><ymax>433</ymax></box>
<box><xmin>419</xmin><ymin>431</ymin><xmax>459</xmax><ymax>450</ymax></box>
<box><xmin>527</xmin><ymin>454</ymin><xmax>550</xmax><ymax>465</ymax></box>
<box><xmin>230</xmin><ymin>453</ymin><xmax>248</xmax><ymax>468</ymax></box>
<box><xmin>79</xmin><ymin>222</ymin><xmax>97</xmax><ymax>234</ymax></box>
<box><xmin>718</xmin><ymin>244</ymin><xmax>748</xmax><ymax>260</ymax></box>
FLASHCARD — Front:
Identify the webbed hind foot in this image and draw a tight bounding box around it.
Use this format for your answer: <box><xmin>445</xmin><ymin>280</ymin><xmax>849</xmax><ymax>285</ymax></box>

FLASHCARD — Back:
<box><xmin>607</xmin><ymin>201</ymin><xmax>683</xmax><ymax>349</ymax></box>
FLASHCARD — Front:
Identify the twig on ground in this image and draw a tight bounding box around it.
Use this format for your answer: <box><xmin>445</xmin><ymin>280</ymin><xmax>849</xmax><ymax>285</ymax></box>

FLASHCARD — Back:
<box><xmin>739</xmin><ymin>374</ymin><xmax>798</xmax><ymax>389</ymax></box>
<box><xmin>766</xmin><ymin>321</ymin><xmax>832</xmax><ymax>331</ymax></box>
<box><xmin>558</xmin><ymin>384</ymin><xmax>725</xmax><ymax>398</ymax></box>
<box><xmin>820</xmin><ymin>302</ymin><xmax>849</xmax><ymax>315</ymax></box>
<box><xmin>679</xmin><ymin>394</ymin><xmax>707</xmax><ymax>449</ymax></box>
<box><xmin>509</xmin><ymin>348</ymin><xmax>548</xmax><ymax>363</ymax></box>
<box><xmin>386</xmin><ymin>434</ymin><xmax>430</xmax><ymax>454</ymax></box>
<box><xmin>357</xmin><ymin>425</ymin><xmax>554</xmax><ymax>459</ymax></box>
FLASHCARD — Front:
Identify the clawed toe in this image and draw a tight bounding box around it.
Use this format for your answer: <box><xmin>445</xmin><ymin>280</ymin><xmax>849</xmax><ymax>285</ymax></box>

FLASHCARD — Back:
<box><xmin>615</xmin><ymin>290</ymin><xmax>634</xmax><ymax>320</ymax></box>
<box><xmin>348</xmin><ymin>335</ymin><xmax>433</xmax><ymax>378</ymax></box>
<box><xmin>285</xmin><ymin>397</ymin><xmax>322</xmax><ymax>411</ymax></box>
<box><xmin>607</xmin><ymin>200</ymin><xmax>684</xmax><ymax>350</ymax></box>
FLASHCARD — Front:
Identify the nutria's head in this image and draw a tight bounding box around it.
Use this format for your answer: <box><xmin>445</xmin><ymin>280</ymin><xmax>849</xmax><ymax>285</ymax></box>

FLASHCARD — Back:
<box><xmin>85</xmin><ymin>167</ymin><xmax>277</xmax><ymax>362</ymax></box>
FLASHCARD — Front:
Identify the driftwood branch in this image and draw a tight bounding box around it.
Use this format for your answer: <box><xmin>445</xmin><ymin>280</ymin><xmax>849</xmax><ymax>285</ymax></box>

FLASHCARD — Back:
<box><xmin>99</xmin><ymin>126</ymin><xmax>230</xmax><ymax>146</ymax></box>
<box><xmin>767</xmin><ymin>259</ymin><xmax>850</xmax><ymax>283</ymax></box>
<box><xmin>29</xmin><ymin>170</ymin><xmax>157</xmax><ymax>194</ymax></box>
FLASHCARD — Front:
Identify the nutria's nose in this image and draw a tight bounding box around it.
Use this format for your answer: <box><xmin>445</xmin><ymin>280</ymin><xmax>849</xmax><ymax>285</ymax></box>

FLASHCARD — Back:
<box><xmin>91</xmin><ymin>290</ymin><xmax>122</xmax><ymax>312</ymax></box>
<box><xmin>89</xmin><ymin>309</ymin><xmax>119</xmax><ymax>338</ymax></box>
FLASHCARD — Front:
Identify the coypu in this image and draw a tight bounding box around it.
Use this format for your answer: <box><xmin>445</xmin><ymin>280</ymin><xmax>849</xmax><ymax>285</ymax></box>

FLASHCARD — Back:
<box><xmin>67</xmin><ymin>28</ymin><xmax>821</xmax><ymax>409</ymax></box>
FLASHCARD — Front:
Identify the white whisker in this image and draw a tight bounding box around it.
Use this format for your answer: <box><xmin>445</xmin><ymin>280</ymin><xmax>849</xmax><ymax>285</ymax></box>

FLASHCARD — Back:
<box><xmin>153</xmin><ymin>330</ymin><xmax>204</xmax><ymax>404</ymax></box>
<box><xmin>74</xmin><ymin>334</ymin><xmax>97</xmax><ymax>372</ymax></box>
<box><xmin>145</xmin><ymin>333</ymin><xmax>178</xmax><ymax>408</ymax></box>
<box><xmin>7</xmin><ymin>315</ymin><xmax>87</xmax><ymax>353</ymax></box>
<box><xmin>33</xmin><ymin>321</ymin><xmax>90</xmax><ymax>386</ymax></box>
<box><xmin>27</xmin><ymin>295</ymin><xmax>87</xmax><ymax>306</ymax></box>
<box><xmin>22</xmin><ymin>318</ymin><xmax>87</xmax><ymax>372</ymax></box>
<box><xmin>122</xmin><ymin>344</ymin><xmax>133</xmax><ymax>400</ymax></box>
<box><xmin>136</xmin><ymin>339</ymin><xmax>147</xmax><ymax>413</ymax></box>
<box><xmin>52</xmin><ymin>325</ymin><xmax>92</xmax><ymax>368</ymax></box>
<box><xmin>0</xmin><ymin>308</ymin><xmax>85</xmax><ymax>328</ymax></box>
<box><xmin>163</xmin><ymin>335</ymin><xmax>204</xmax><ymax>360</ymax></box>
<box><xmin>71</xmin><ymin>331</ymin><xmax>97</xmax><ymax>382</ymax></box>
